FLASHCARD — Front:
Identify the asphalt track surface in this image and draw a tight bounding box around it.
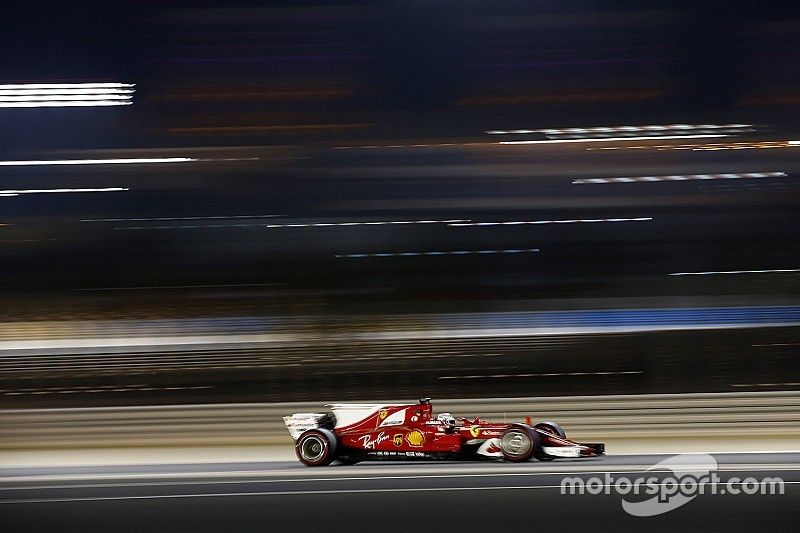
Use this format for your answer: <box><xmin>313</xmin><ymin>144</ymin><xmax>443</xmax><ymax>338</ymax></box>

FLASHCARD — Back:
<box><xmin>3</xmin><ymin>453</ymin><xmax>798</xmax><ymax>532</ymax></box>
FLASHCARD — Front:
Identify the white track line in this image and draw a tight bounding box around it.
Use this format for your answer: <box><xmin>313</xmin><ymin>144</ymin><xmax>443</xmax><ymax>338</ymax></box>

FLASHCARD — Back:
<box><xmin>4</xmin><ymin>466</ymin><xmax>800</xmax><ymax>492</ymax></box>
<box><xmin>4</xmin><ymin>460</ymin><xmax>800</xmax><ymax>484</ymax></box>
<box><xmin>3</xmin><ymin>481</ymin><xmax>798</xmax><ymax>505</ymax></box>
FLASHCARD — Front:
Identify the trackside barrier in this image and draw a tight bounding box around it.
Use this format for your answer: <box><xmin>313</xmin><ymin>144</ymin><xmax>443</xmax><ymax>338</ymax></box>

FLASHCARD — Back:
<box><xmin>1</xmin><ymin>391</ymin><xmax>799</xmax><ymax>449</ymax></box>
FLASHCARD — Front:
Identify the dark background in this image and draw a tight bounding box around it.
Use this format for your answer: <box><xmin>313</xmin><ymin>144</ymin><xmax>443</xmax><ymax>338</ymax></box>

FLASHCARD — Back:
<box><xmin>0</xmin><ymin>1</ymin><xmax>798</xmax><ymax>405</ymax></box>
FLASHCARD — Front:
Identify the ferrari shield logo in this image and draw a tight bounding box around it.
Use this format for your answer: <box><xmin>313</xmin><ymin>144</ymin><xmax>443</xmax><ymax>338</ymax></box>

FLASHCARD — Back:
<box><xmin>379</xmin><ymin>409</ymin><xmax>388</xmax><ymax>420</ymax></box>
<box><xmin>469</xmin><ymin>426</ymin><xmax>481</xmax><ymax>438</ymax></box>
<box><xmin>392</xmin><ymin>434</ymin><xmax>403</xmax><ymax>447</ymax></box>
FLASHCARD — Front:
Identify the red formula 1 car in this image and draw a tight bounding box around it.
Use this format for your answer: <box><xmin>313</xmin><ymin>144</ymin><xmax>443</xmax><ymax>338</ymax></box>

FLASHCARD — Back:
<box><xmin>283</xmin><ymin>398</ymin><xmax>604</xmax><ymax>466</ymax></box>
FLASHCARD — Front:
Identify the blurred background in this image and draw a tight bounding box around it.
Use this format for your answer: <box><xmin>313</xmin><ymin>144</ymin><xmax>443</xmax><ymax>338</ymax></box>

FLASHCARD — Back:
<box><xmin>1</xmin><ymin>0</ymin><xmax>799</xmax><ymax>449</ymax></box>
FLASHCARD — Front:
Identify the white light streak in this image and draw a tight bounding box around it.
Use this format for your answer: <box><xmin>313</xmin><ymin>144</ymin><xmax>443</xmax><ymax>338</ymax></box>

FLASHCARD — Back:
<box><xmin>264</xmin><ymin>219</ymin><xmax>468</xmax><ymax>228</ymax></box>
<box><xmin>573</xmin><ymin>172</ymin><xmax>786</xmax><ymax>184</ymax></box>
<box><xmin>439</xmin><ymin>370</ymin><xmax>643</xmax><ymax>379</ymax></box>
<box><xmin>0</xmin><ymin>88</ymin><xmax>134</xmax><ymax>96</ymax></box>
<box><xmin>448</xmin><ymin>217</ymin><xmax>652</xmax><ymax>227</ymax></box>
<box><xmin>115</xmin><ymin>218</ymin><xmax>470</xmax><ymax>230</ymax></box>
<box><xmin>590</xmin><ymin>141</ymin><xmax>797</xmax><ymax>152</ymax></box>
<box><xmin>487</xmin><ymin>124</ymin><xmax>752</xmax><ymax>135</ymax></box>
<box><xmin>118</xmin><ymin>219</ymin><xmax>469</xmax><ymax>230</ymax></box>
<box><xmin>0</xmin><ymin>101</ymin><xmax>132</xmax><ymax>108</ymax></box>
<box><xmin>336</xmin><ymin>248</ymin><xmax>540</xmax><ymax>258</ymax></box>
<box><xmin>0</xmin><ymin>188</ymin><xmax>128</xmax><ymax>195</ymax></box>
<box><xmin>499</xmin><ymin>134</ymin><xmax>729</xmax><ymax>145</ymax></box>
<box><xmin>0</xmin><ymin>94</ymin><xmax>132</xmax><ymax>102</ymax></box>
<box><xmin>82</xmin><ymin>215</ymin><xmax>285</xmax><ymax>222</ymax></box>
<box><xmin>0</xmin><ymin>83</ymin><xmax>134</xmax><ymax>90</ymax></box>
<box><xmin>0</xmin><ymin>158</ymin><xmax>195</xmax><ymax>166</ymax></box>
<box><xmin>0</xmin><ymin>82</ymin><xmax>135</xmax><ymax>108</ymax></box>
<box><xmin>669</xmin><ymin>269</ymin><xmax>800</xmax><ymax>276</ymax></box>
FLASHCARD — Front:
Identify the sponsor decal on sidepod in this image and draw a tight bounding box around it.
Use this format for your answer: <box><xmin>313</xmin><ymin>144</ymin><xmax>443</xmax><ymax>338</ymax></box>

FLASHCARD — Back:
<box><xmin>406</xmin><ymin>430</ymin><xmax>424</xmax><ymax>447</ymax></box>
<box><xmin>359</xmin><ymin>432</ymin><xmax>390</xmax><ymax>449</ymax></box>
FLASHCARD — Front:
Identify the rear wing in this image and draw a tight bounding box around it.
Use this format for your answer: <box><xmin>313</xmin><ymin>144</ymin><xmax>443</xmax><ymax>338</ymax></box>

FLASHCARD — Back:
<box><xmin>282</xmin><ymin>412</ymin><xmax>335</xmax><ymax>440</ymax></box>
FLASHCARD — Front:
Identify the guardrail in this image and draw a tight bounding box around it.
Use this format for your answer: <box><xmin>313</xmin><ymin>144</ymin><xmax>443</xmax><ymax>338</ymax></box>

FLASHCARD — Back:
<box><xmin>2</xmin><ymin>391</ymin><xmax>799</xmax><ymax>449</ymax></box>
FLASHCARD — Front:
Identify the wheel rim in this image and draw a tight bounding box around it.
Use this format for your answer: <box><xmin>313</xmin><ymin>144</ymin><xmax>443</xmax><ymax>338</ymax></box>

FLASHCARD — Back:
<box><xmin>501</xmin><ymin>430</ymin><xmax>531</xmax><ymax>457</ymax></box>
<box><xmin>300</xmin><ymin>435</ymin><xmax>326</xmax><ymax>462</ymax></box>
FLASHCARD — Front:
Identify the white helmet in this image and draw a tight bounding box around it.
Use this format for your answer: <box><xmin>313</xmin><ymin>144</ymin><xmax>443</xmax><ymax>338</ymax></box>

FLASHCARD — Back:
<box><xmin>437</xmin><ymin>412</ymin><xmax>456</xmax><ymax>427</ymax></box>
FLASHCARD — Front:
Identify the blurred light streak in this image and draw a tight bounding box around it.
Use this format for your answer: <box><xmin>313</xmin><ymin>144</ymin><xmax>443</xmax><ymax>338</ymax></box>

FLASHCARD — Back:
<box><xmin>591</xmin><ymin>141</ymin><xmax>798</xmax><ymax>151</ymax></box>
<box><xmin>164</xmin><ymin>124</ymin><xmax>370</xmax><ymax>134</ymax></box>
<box><xmin>448</xmin><ymin>217</ymin><xmax>652</xmax><ymax>227</ymax></box>
<box><xmin>2</xmin><ymin>307</ymin><xmax>797</xmax><ymax>360</ymax></box>
<box><xmin>439</xmin><ymin>370</ymin><xmax>643</xmax><ymax>380</ymax></box>
<box><xmin>2</xmin><ymin>385</ymin><xmax>213</xmax><ymax>396</ymax></box>
<box><xmin>0</xmin><ymin>193</ymin><xmax>20</xmax><ymax>197</ymax></box>
<box><xmin>0</xmin><ymin>239</ymin><xmax>55</xmax><ymax>243</ymax></box>
<box><xmin>0</xmin><ymin>83</ymin><xmax>134</xmax><ymax>89</ymax></box>
<box><xmin>731</xmin><ymin>382</ymin><xmax>800</xmax><ymax>387</ymax></box>
<box><xmin>573</xmin><ymin>172</ymin><xmax>786</xmax><ymax>184</ymax></box>
<box><xmin>0</xmin><ymin>94</ymin><xmax>131</xmax><ymax>102</ymax></box>
<box><xmin>487</xmin><ymin>124</ymin><xmax>752</xmax><ymax>137</ymax></box>
<box><xmin>0</xmin><ymin>88</ymin><xmax>133</xmax><ymax>96</ymax></box>
<box><xmin>0</xmin><ymin>188</ymin><xmax>128</xmax><ymax>195</ymax></box>
<box><xmin>82</xmin><ymin>215</ymin><xmax>285</xmax><ymax>222</ymax></box>
<box><xmin>670</xmin><ymin>269</ymin><xmax>800</xmax><ymax>276</ymax></box>
<box><xmin>0</xmin><ymin>158</ymin><xmax>195</xmax><ymax>166</ymax></box>
<box><xmin>500</xmin><ymin>134</ymin><xmax>729</xmax><ymax>145</ymax></box>
<box><xmin>335</xmin><ymin>248</ymin><xmax>540</xmax><ymax>258</ymax></box>
<box><xmin>333</xmin><ymin>142</ymin><xmax>475</xmax><ymax>150</ymax></box>
<box><xmin>115</xmin><ymin>219</ymin><xmax>470</xmax><ymax>230</ymax></box>
<box><xmin>752</xmin><ymin>343</ymin><xmax>800</xmax><ymax>347</ymax></box>
<box><xmin>0</xmin><ymin>100</ymin><xmax>131</xmax><ymax>108</ymax></box>
<box><xmin>0</xmin><ymin>82</ymin><xmax>134</xmax><ymax>108</ymax></box>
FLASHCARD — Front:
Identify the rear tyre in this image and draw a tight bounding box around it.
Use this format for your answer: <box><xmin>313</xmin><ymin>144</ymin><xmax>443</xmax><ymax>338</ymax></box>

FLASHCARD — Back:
<box><xmin>500</xmin><ymin>425</ymin><xmax>540</xmax><ymax>462</ymax></box>
<box><xmin>296</xmin><ymin>428</ymin><xmax>337</xmax><ymax>466</ymax></box>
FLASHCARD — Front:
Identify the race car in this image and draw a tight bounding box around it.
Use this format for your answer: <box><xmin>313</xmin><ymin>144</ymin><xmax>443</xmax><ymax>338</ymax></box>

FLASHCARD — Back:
<box><xmin>283</xmin><ymin>397</ymin><xmax>604</xmax><ymax>466</ymax></box>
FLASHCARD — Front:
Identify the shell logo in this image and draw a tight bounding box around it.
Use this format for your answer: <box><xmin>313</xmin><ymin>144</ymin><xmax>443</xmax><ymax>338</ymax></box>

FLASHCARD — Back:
<box><xmin>406</xmin><ymin>430</ymin><xmax>424</xmax><ymax>447</ymax></box>
<box><xmin>469</xmin><ymin>426</ymin><xmax>481</xmax><ymax>438</ymax></box>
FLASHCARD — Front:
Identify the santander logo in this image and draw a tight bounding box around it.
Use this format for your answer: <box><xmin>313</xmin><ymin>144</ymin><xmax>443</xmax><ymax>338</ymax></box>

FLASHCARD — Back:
<box><xmin>358</xmin><ymin>432</ymin><xmax>390</xmax><ymax>449</ymax></box>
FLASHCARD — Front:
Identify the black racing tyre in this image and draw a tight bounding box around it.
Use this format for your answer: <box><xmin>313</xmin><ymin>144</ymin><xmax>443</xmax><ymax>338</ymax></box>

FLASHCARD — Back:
<box><xmin>296</xmin><ymin>428</ymin><xmax>338</xmax><ymax>466</ymax></box>
<box><xmin>533</xmin><ymin>421</ymin><xmax>566</xmax><ymax>461</ymax></box>
<box><xmin>500</xmin><ymin>425</ymin><xmax>541</xmax><ymax>462</ymax></box>
<box><xmin>534</xmin><ymin>421</ymin><xmax>567</xmax><ymax>439</ymax></box>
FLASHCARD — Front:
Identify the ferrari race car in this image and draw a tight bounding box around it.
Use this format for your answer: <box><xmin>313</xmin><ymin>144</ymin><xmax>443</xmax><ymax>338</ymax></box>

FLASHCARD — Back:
<box><xmin>283</xmin><ymin>398</ymin><xmax>604</xmax><ymax>466</ymax></box>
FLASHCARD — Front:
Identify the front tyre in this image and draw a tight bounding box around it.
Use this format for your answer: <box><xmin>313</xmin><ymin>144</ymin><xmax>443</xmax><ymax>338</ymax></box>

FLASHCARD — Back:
<box><xmin>296</xmin><ymin>428</ymin><xmax>337</xmax><ymax>466</ymax></box>
<box><xmin>500</xmin><ymin>425</ymin><xmax>541</xmax><ymax>462</ymax></box>
<box><xmin>534</xmin><ymin>421</ymin><xmax>566</xmax><ymax>439</ymax></box>
<box><xmin>533</xmin><ymin>421</ymin><xmax>566</xmax><ymax>461</ymax></box>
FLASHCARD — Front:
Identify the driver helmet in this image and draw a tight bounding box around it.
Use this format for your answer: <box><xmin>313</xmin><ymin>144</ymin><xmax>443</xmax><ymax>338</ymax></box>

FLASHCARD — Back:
<box><xmin>437</xmin><ymin>412</ymin><xmax>456</xmax><ymax>427</ymax></box>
